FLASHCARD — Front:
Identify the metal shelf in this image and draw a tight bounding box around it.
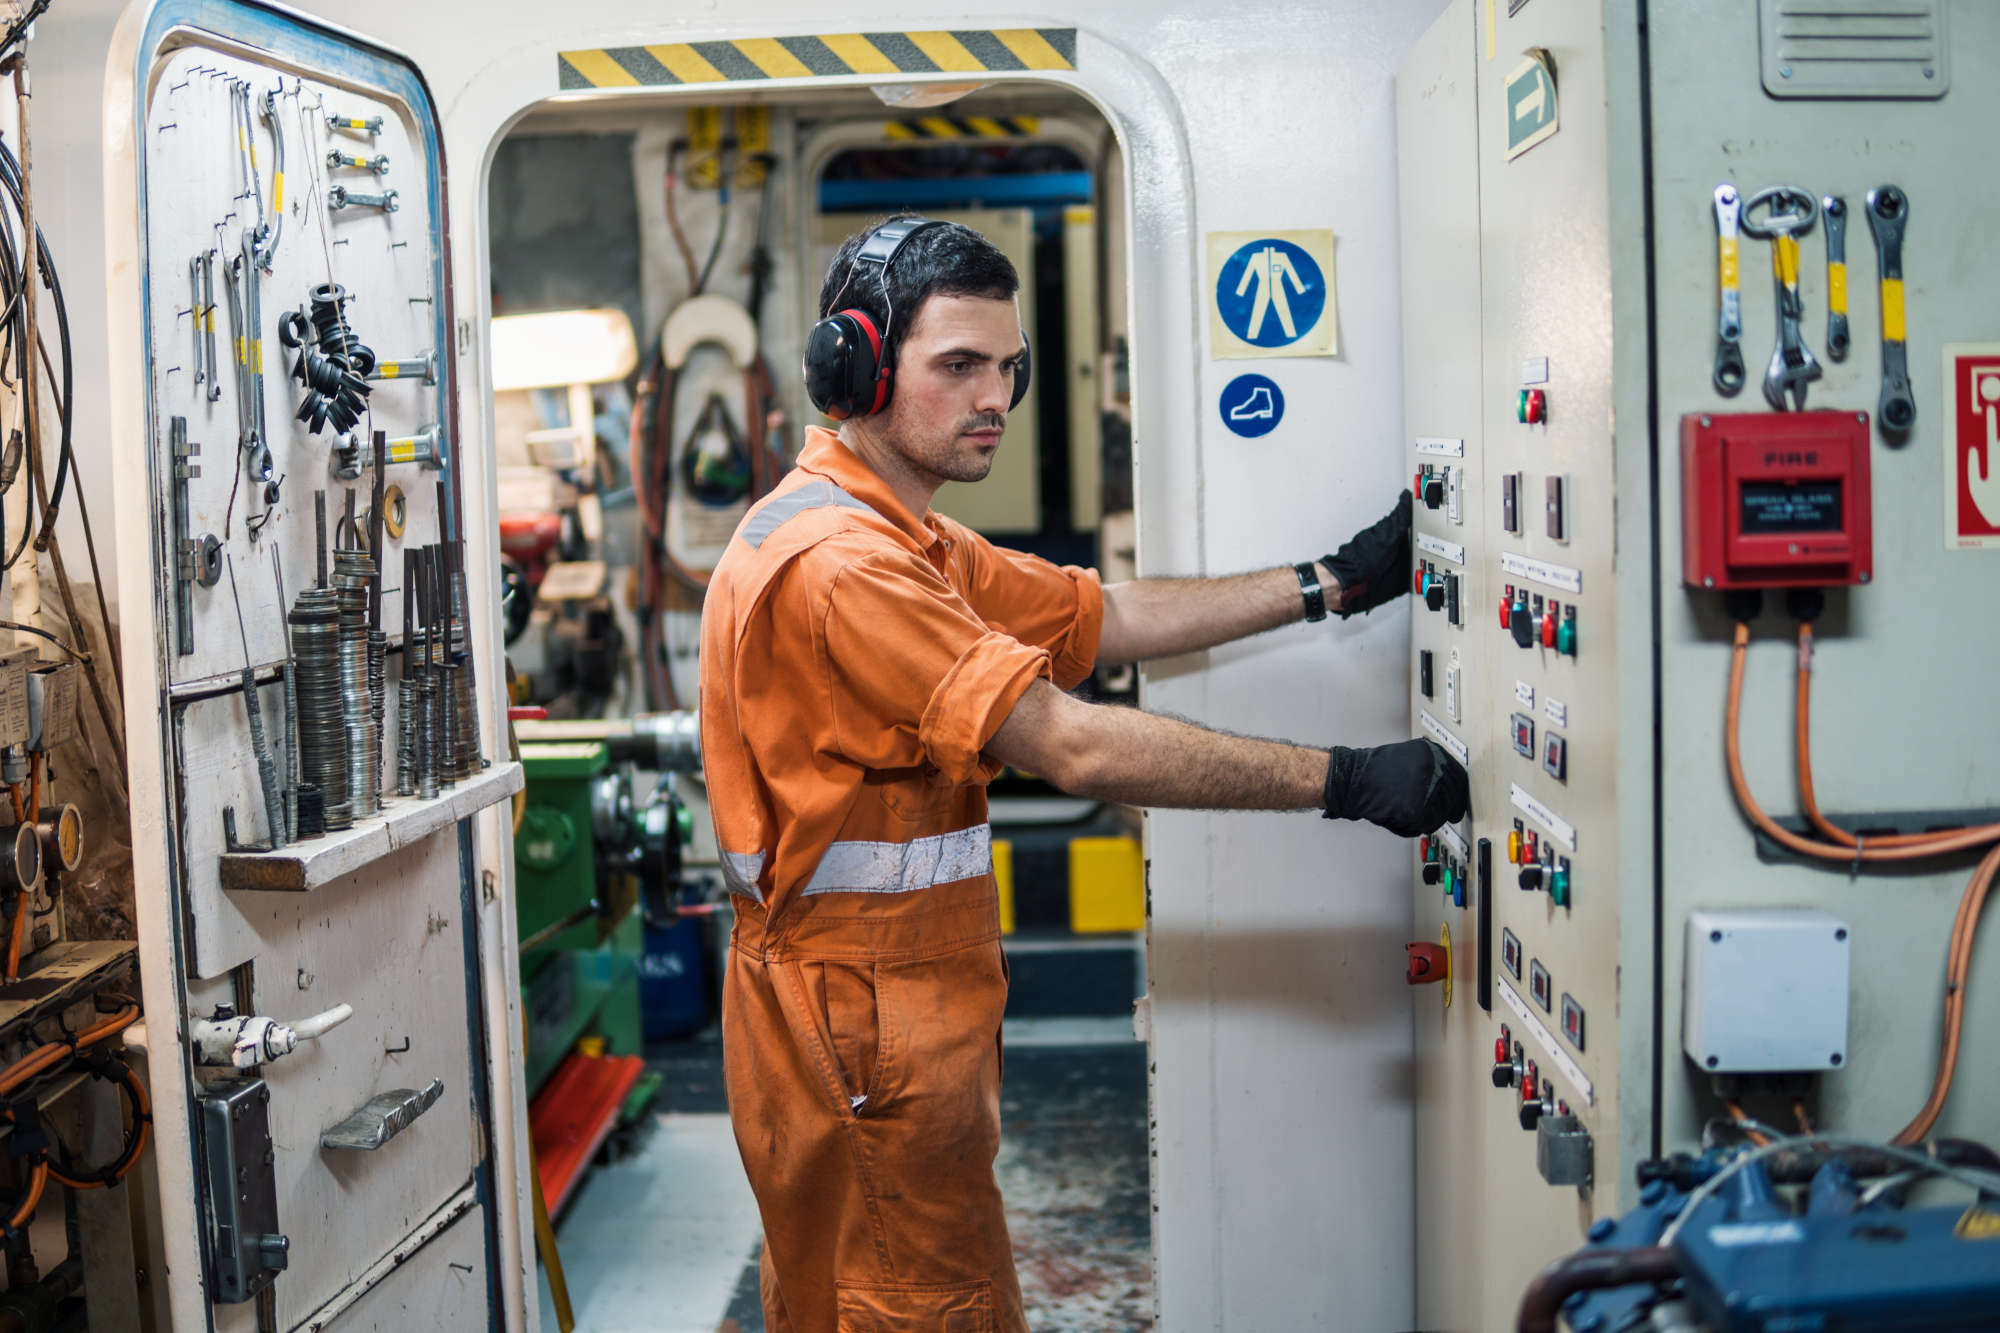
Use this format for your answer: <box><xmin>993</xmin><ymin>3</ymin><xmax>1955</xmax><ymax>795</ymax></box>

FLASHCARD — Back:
<box><xmin>218</xmin><ymin>761</ymin><xmax>523</xmax><ymax>893</ymax></box>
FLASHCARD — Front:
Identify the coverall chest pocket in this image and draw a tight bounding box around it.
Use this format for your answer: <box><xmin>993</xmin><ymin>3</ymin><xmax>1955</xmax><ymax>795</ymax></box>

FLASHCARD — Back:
<box><xmin>835</xmin><ymin>1279</ymin><xmax>994</xmax><ymax>1332</ymax></box>
<box><xmin>878</xmin><ymin>764</ymin><xmax>955</xmax><ymax>821</ymax></box>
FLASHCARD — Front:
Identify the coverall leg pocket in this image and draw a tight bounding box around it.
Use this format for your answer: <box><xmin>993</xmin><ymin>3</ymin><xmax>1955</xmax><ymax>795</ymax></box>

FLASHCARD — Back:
<box><xmin>778</xmin><ymin>959</ymin><xmax>889</xmax><ymax>1116</ymax></box>
<box><xmin>835</xmin><ymin>1279</ymin><xmax>993</xmax><ymax>1333</ymax></box>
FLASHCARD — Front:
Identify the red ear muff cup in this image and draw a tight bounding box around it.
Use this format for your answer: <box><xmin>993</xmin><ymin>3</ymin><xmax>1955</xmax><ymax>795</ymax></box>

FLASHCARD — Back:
<box><xmin>803</xmin><ymin>310</ymin><xmax>888</xmax><ymax>420</ymax></box>
<box><xmin>1010</xmin><ymin>331</ymin><xmax>1032</xmax><ymax>411</ymax></box>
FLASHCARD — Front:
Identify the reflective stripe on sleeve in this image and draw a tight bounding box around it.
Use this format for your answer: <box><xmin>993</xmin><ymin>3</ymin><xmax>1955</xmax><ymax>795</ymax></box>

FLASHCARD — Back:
<box><xmin>801</xmin><ymin>824</ymin><xmax>993</xmax><ymax>896</ymax></box>
<box><xmin>741</xmin><ymin>479</ymin><xmax>879</xmax><ymax>548</ymax></box>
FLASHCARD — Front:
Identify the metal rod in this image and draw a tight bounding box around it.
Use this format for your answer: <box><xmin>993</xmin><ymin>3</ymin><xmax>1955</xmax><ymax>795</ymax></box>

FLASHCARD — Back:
<box><xmin>227</xmin><ymin>555</ymin><xmax>286</xmax><ymax>850</ymax></box>
<box><xmin>369</xmin><ymin>431</ymin><xmax>386</xmax><ymax>632</ymax></box>
<box><xmin>315</xmin><ymin>490</ymin><xmax>327</xmax><ymax>586</ymax></box>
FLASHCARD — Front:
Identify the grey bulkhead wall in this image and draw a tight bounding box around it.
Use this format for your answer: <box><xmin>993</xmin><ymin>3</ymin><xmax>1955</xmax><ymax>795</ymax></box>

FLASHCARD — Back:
<box><xmin>65</xmin><ymin>0</ymin><xmax>1448</xmax><ymax>1325</ymax></box>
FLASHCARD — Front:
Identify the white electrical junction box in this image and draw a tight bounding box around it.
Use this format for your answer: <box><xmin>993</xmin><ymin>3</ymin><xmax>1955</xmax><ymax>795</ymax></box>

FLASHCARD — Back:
<box><xmin>1684</xmin><ymin>908</ymin><xmax>1851</xmax><ymax>1075</ymax></box>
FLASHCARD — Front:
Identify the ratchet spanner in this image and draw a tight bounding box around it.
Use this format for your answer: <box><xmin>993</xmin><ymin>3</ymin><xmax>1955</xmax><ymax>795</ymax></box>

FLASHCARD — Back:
<box><xmin>1741</xmin><ymin>185</ymin><xmax>1820</xmax><ymax>412</ymax></box>
<box><xmin>1712</xmin><ymin>184</ymin><xmax>1746</xmax><ymax>396</ymax></box>
<box><xmin>1822</xmin><ymin>195</ymin><xmax>1849</xmax><ymax>361</ymax></box>
<box><xmin>1866</xmin><ymin>185</ymin><xmax>1916</xmax><ymax>436</ymax></box>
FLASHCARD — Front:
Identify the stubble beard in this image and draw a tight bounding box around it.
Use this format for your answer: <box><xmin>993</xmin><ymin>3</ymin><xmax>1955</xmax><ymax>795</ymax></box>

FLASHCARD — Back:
<box><xmin>882</xmin><ymin>413</ymin><xmax>1003</xmax><ymax>486</ymax></box>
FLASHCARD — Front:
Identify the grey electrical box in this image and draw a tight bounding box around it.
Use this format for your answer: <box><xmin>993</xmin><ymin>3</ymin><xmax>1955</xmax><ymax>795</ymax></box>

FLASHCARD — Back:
<box><xmin>27</xmin><ymin>663</ymin><xmax>77</xmax><ymax>751</ymax></box>
<box><xmin>1535</xmin><ymin>1112</ymin><xmax>1593</xmax><ymax>1189</ymax></box>
<box><xmin>0</xmin><ymin>651</ymin><xmax>33</xmax><ymax>749</ymax></box>
<box><xmin>1684</xmin><ymin>909</ymin><xmax>1851</xmax><ymax>1074</ymax></box>
<box><xmin>198</xmin><ymin>1077</ymin><xmax>290</xmax><ymax>1304</ymax></box>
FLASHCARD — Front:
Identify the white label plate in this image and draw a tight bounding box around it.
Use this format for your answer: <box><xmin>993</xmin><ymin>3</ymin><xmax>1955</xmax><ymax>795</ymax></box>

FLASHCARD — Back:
<box><xmin>1521</xmin><ymin>356</ymin><xmax>1550</xmax><ymax>385</ymax></box>
<box><xmin>1544</xmin><ymin>697</ymin><xmax>1568</xmax><ymax>727</ymax></box>
<box><xmin>1414</xmin><ymin>436</ymin><xmax>1465</xmax><ymax>457</ymax></box>
<box><xmin>1499</xmin><ymin>978</ymin><xmax>1594</xmax><ymax>1105</ymax></box>
<box><xmin>1501</xmin><ymin>550</ymin><xmax>1583</xmax><ymax>595</ymax></box>
<box><xmin>1417</xmin><ymin>533</ymin><xmax>1467</xmax><ymax>566</ymax></box>
<box><xmin>1510</xmin><ymin>782</ymin><xmax>1576</xmax><ymax>852</ymax></box>
<box><xmin>1515</xmin><ymin>680</ymin><xmax>1535</xmax><ymax>707</ymax></box>
<box><xmin>1419</xmin><ymin>710</ymin><xmax>1469</xmax><ymax>766</ymax></box>
<box><xmin>1434</xmin><ymin>822</ymin><xmax>1470</xmax><ymax>861</ymax></box>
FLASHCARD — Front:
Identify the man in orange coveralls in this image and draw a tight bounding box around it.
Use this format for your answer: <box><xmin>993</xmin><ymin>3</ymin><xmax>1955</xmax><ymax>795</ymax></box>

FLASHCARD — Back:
<box><xmin>699</xmin><ymin>216</ymin><xmax>1466</xmax><ymax>1333</ymax></box>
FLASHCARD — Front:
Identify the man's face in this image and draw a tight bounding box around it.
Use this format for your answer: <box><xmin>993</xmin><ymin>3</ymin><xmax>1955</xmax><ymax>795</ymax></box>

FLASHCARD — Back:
<box><xmin>873</xmin><ymin>293</ymin><xmax>1026</xmax><ymax>486</ymax></box>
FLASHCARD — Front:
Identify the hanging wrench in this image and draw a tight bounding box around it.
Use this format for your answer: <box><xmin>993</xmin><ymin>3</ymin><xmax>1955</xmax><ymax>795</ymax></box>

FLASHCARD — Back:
<box><xmin>201</xmin><ymin>250</ymin><xmax>221</xmax><ymax>403</ymax></box>
<box><xmin>1712</xmin><ymin>184</ymin><xmax>1746</xmax><ymax>396</ymax></box>
<box><xmin>1866</xmin><ymin>185</ymin><xmax>1915</xmax><ymax>436</ymax></box>
<box><xmin>1822</xmin><ymin>196</ymin><xmax>1849</xmax><ymax>361</ymax></box>
<box><xmin>1741</xmin><ymin>185</ymin><xmax>1820</xmax><ymax>412</ymax></box>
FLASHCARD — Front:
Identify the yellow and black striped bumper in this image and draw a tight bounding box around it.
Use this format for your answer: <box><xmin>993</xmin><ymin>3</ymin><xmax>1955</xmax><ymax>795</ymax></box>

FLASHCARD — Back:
<box><xmin>884</xmin><ymin>114</ymin><xmax>1042</xmax><ymax>140</ymax></box>
<box><xmin>558</xmin><ymin>29</ymin><xmax>1076</xmax><ymax>90</ymax></box>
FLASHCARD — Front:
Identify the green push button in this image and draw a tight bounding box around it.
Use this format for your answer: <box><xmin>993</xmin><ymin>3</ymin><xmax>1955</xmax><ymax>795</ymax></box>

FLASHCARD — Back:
<box><xmin>1551</xmin><ymin>864</ymin><xmax>1571</xmax><ymax>908</ymax></box>
<box><xmin>1555</xmin><ymin>616</ymin><xmax>1577</xmax><ymax>657</ymax></box>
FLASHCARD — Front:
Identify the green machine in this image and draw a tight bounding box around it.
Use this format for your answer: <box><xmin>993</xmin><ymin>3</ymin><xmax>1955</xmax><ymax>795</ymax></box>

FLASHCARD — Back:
<box><xmin>514</xmin><ymin>740</ymin><xmax>688</xmax><ymax>1095</ymax></box>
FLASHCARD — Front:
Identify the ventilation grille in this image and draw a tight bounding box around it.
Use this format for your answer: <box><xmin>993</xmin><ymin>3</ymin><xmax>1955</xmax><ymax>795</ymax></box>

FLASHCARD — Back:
<box><xmin>1759</xmin><ymin>0</ymin><xmax>1949</xmax><ymax>99</ymax></box>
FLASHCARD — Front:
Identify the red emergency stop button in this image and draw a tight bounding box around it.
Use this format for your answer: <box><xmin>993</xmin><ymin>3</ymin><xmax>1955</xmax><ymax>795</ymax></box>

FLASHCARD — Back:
<box><xmin>1518</xmin><ymin>388</ymin><xmax>1547</xmax><ymax>424</ymax></box>
<box><xmin>1405</xmin><ymin>942</ymin><xmax>1448</xmax><ymax>985</ymax></box>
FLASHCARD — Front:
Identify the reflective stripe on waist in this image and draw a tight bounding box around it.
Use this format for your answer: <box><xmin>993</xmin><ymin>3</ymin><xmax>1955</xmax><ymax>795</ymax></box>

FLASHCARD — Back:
<box><xmin>722</xmin><ymin>824</ymin><xmax>993</xmax><ymax>903</ymax></box>
<box><xmin>803</xmin><ymin>824</ymin><xmax>992</xmax><ymax>896</ymax></box>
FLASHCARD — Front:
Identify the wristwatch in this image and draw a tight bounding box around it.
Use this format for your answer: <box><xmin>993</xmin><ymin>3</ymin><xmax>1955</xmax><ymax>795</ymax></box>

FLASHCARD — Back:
<box><xmin>1295</xmin><ymin>561</ymin><xmax>1327</xmax><ymax>623</ymax></box>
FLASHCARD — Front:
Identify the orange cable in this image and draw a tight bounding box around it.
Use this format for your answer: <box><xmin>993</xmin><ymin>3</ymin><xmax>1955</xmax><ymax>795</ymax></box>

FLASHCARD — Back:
<box><xmin>6</xmin><ymin>1161</ymin><xmax>45</xmax><ymax>1230</ymax></box>
<box><xmin>1893</xmin><ymin>842</ymin><xmax>2000</xmax><ymax>1145</ymax></box>
<box><xmin>1726</xmin><ymin>624</ymin><xmax>2000</xmax><ymax>862</ymax></box>
<box><xmin>1794</xmin><ymin>622</ymin><xmax>2000</xmax><ymax>849</ymax></box>
<box><xmin>1724</xmin><ymin>1099</ymin><xmax>1771</xmax><ymax>1146</ymax></box>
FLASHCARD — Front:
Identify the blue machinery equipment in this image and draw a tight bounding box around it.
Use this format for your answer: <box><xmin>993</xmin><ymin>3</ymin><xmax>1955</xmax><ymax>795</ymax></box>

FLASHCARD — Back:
<box><xmin>1518</xmin><ymin>1138</ymin><xmax>2000</xmax><ymax>1333</ymax></box>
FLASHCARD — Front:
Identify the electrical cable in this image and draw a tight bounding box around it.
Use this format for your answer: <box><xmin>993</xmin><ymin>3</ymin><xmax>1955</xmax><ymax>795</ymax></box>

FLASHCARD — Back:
<box><xmin>1726</xmin><ymin>623</ymin><xmax>1999</xmax><ymax>861</ymax></box>
<box><xmin>0</xmin><ymin>618</ymin><xmax>82</xmax><ymax>662</ymax></box>
<box><xmin>0</xmin><ymin>135</ymin><xmax>74</xmax><ymax>541</ymax></box>
<box><xmin>663</xmin><ymin>141</ymin><xmax>700</xmax><ymax>294</ymax></box>
<box><xmin>1795</xmin><ymin>620</ymin><xmax>2000</xmax><ymax>849</ymax></box>
<box><xmin>45</xmin><ymin>1060</ymin><xmax>151</xmax><ymax>1190</ymax></box>
<box><xmin>695</xmin><ymin>146</ymin><xmax>734</xmax><ymax>296</ymax></box>
<box><xmin>1656</xmin><ymin>1131</ymin><xmax>2000</xmax><ymax>1250</ymax></box>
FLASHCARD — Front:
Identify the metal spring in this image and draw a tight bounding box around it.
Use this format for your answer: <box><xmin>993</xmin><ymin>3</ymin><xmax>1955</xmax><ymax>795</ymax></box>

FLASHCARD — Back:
<box><xmin>369</xmin><ymin>630</ymin><xmax>387</xmax><ymax>797</ymax></box>
<box><xmin>416</xmin><ymin>673</ymin><xmax>438</xmax><ymax>801</ymax></box>
<box><xmin>395</xmin><ymin>674</ymin><xmax>418</xmax><ymax>797</ymax></box>
<box><xmin>289</xmin><ymin>589</ymin><xmax>347</xmax><ymax>829</ymax></box>
<box><xmin>333</xmin><ymin>551</ymin><xmax>379</xmax><ymax>818</ymax></box>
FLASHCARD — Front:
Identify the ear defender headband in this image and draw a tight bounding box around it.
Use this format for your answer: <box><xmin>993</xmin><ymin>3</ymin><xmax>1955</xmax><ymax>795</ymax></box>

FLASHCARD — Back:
<box><xmin>803</xmin><ymin>218</ymin><xmax>1033</xmax><ymax>420</ymax></box>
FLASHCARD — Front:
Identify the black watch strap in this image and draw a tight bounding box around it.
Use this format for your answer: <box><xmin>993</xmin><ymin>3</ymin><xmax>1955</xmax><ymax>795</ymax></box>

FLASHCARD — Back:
<box><xmin>1295</xmin><ymin>561</ymin><xmax>1327</xmax><ymax>623</ymax></box>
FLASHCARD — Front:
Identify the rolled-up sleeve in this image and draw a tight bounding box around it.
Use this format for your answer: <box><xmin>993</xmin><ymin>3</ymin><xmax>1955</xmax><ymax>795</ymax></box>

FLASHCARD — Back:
<box><xmin>948</xmin><ymin>526</ymin><xmax>1104</xmax><ymax>690</ymax></box>
<box><xmin>820</xmin><ymin>551</ymin><xmax>1052</xmax><ymax>783</ymax></box>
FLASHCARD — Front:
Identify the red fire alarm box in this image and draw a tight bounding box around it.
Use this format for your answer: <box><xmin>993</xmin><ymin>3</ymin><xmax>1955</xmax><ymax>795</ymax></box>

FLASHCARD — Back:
<box><xmin>1681</xmin><ymin>411</ymin><xmax>1873</xmax><ymax>589</ymax></box>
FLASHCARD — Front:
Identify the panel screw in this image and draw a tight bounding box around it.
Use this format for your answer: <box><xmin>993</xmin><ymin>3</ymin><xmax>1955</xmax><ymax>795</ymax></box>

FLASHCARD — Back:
<box><xmin>1830</xmin><ymin>1053</ymin><xmax>1843</xmax><ymax>1065</ymax></box>
<box><xmin>1707</xmin><ymin>1055</ymin><xmax>1719</xmax><ymax>1068</ymax></box>
<box><xmin>1703</xmin><ymin>576</ymin><xmax>1715</xmax><ymax>588</ymax></box>
<box><xmin>1835</xmin><ymin>927</ymin><xmax>1847</xmax><ymax>941</ymax></box>
<box><xmin>1779</xmin><ymin>64</ymin><xmax>1792</xmax><ymax>78</ymax></box>
<box><xmin>1700</xmin><ymin>415</ymin><xmax>1713</xmax><ymax>427</ymax></box>
<box><xmin>1710</xmin><ymin>929</ymin><xmax>1723</xmax><ymax>942</ymax></box>
<box><xmin>1924</xmin><ymin>67</ymin><xmax>1935</xmax><ymax>79</ymax></box>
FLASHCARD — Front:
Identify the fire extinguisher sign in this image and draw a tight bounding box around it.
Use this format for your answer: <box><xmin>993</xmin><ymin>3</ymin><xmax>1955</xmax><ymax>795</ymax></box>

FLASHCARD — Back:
<box><xmin>1946</xmin><ymin>343</ymin><xmax>2000</xmax><ymax>550</ymax></box>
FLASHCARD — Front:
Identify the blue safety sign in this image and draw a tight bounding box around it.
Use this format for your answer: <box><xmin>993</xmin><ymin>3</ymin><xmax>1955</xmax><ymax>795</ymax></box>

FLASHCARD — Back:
<box><xmin>1214</xmin><ymin>238</ymin><xmax>1328</xmax><ymax>350</ymax></box>
<box><xmin>1220</xmin><ymin>373</ymin><xmax>1285</xmax><ymax>438</ymax></box>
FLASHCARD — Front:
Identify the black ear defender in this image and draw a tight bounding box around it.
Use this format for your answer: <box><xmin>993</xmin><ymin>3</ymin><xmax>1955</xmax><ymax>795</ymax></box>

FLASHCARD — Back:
<box><xmin>803</xmin><ymin>217</ymin><xmax>1033</xmax><ymax>419</ymax></box>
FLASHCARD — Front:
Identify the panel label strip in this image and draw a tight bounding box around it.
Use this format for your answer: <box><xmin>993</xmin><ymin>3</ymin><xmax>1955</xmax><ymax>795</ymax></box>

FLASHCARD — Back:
<box><xmin>1419</xmin><ymin>710</ymin><xmax>1469</xmax><ymax>766</ymax></box>
<box><xmin>1417</xmin><ymin>533</ymin><xmax>1467</xmax><ymax>566</ymax></box>
<box><xmin>1500</xmin><ymin>978</ymin><xmax>1594</xmax><ymax>1106</ymax></box>
<box><xmin>1414</xmin><ymin>436</ymin><xmax>1466</xmax><ymax>457</ymax></box>
<box><xmin>1434</xmin><ymin>821</ymin><xmax>1469</xmax><ymax>861</ymax></box>
<box><xmin>1501</xmin><ymin>550</ymin><xmax>1583</xmax><ymax>594</ymax></box>
<box><xmin>1511</xmin><ymin>782</ymin><xmax>1577</xmax><ymax>852</ymax></box>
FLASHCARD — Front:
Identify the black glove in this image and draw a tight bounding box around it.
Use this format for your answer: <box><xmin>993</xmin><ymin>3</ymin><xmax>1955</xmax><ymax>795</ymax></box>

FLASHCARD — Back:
<box><xmin>1322</xmin><ymin>490</ymin><xmax>1412</xmax><ymax>618</ymax></box>
<box><xmin>1321</xmin><ymin>738</ymin><xmax>1469</xmax><ymax>837</ymax></box>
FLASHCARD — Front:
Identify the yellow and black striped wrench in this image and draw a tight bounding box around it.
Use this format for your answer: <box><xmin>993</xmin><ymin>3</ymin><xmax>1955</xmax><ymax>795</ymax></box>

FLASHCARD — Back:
<box><xmin>1865</xmin><ymin>185</ymin><xmax>1915</xmax><ymax>436</ymax></box>
<box><xmin>1712</xmin><ymin>184</ymin><xmax>1746</xmax><ymax>396</ymax></box>
<box><xmin>1821</xmin><ymin>195</ymin><xmax>1849</xmax><ymax>361</ymax></box>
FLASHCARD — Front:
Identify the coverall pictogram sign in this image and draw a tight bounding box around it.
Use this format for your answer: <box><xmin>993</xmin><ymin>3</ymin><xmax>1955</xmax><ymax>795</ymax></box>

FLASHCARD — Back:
<box><xmin>1207</xmin><ymin>230</ymin><xmax>1338</xmax><ymax>359</ymax></box>
<box><xmin>1220</xmin><ymin>373</ymin><xmax>1285</xmax><ymax>438</ymax></box>
<box><xmin>1944</xmin><ymin>344</ymin><xmax>2000</xmax><ymax>549</ymax></box>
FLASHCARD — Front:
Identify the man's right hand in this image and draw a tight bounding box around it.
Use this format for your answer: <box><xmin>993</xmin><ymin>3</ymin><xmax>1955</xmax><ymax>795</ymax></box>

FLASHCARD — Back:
<box><xmin>1321</xmin><ymin>738</ymin><xmax>1469</xmax><ymax>837</ymax></box>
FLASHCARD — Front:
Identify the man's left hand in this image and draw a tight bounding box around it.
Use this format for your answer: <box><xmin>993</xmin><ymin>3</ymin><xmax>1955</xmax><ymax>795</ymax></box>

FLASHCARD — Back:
<box><xmin>1322</xmin><ymin>490</ymin><xmax>1412</xmax><ymax>618</ymax></box>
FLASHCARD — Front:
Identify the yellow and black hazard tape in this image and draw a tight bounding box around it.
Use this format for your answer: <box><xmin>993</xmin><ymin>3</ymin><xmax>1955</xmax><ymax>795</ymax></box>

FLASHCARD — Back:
<box><xmin>884</xmin><ymin>114</ymin><xmax>1042</xmax><ymax>141</ymax></box>
<box><xmin>559</xmin><ymin>29</ymin><xmax>1076</xmax><ymax>90</ymax></box>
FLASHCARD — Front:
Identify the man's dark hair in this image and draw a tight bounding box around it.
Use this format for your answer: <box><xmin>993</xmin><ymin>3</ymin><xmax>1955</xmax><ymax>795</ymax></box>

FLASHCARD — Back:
<box><xmin>817</xmin><ymin>216</ymin><xmax>1018</xmax><ymax>364</ymax></box>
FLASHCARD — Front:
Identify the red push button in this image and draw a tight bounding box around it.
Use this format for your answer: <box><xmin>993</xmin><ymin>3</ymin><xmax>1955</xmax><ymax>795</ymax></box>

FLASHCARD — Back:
<box><xmin>1518</xmin><ymin>388</ymin><xmax>1547</xmax><ymax>424</ymax></box>
<box><xmin>1540</xmin><ymin>610</ymin><xmax>1557</xmax><ymax>647</ymax></box>
<box><xmin>1405</xmin><ymin>942</ymin><xmax>1448</xmax><ymax>985</ymax></box>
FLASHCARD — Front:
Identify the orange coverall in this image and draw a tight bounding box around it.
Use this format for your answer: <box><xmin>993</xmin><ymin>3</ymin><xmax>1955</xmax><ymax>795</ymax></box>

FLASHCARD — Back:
<box><xmin>699</xmin><ymin>427</ymin><xmax>1103</xmax><ymax>1332</ymax></box>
